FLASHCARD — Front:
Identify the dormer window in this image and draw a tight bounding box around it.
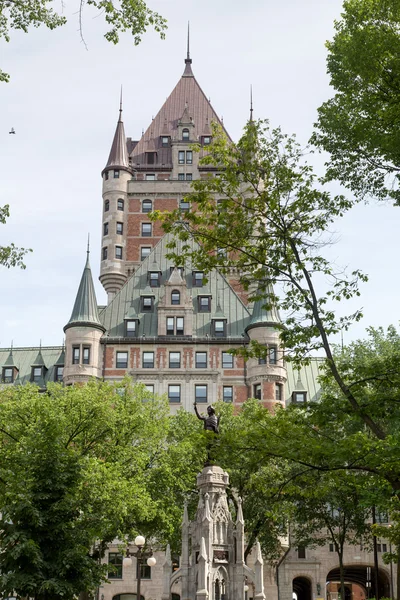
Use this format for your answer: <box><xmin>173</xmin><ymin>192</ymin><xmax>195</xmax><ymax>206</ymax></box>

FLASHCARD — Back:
<box><xmin>203</xmin><ymin>136</ymin><xmax>211</xmax><ymax>145</ymax></box>
<box><xmin>125</xmin><ymin>319</ymin><xmax>138</xmax><ymax>337</ymax></box>
<box><xmin>149</xmin><ymin>271</ymin><xmax>160</xmax><ymax>287</ymax></box>
<box><xmin>146</xmin><ymin>152</ymin><xmax>156</xmax><ymax>165</ymax></box>
<box><xmin>292</xmin><ymin>391</ymin><xmax>307</xmax><ymax>404</ymax></box>
<box><xmin>198</xmin><ymin>296</ymin><xmax>211</xmax><ymax>313</ymax></box>
<box><xmin>31</xmin><ymin>367</ymin><xmax>43</xmax><ymax>383</ymax></box>
<box><xmin>193</xmin><ymin>271</ymin><xmax>204</xmax><ymax>287</ymax></box>
<box><xmin>2</xmin><ymin>367</ymin><xmax>13</xmax><ymax>383</ymax></box>
<box><xmin>141</xmin><ymin>296</ymin><xmax>154</xmax><ymax>312</ymax></box>
<box><xmin>182</xmin><ymin>128</ymin><xmax>190</xmax><ymax>141</ymax></box>
<box><xmin>171</xmin><ymin>290</ymin><xmax>180</xmax><ymax>305</ymax></box>
<box><xmin>55</xmin><ymin>366</ymin><xmax>63</xmax><ymax>382</ymax></box>
<box><xmin>212</xmin><ymin>319</ymin><xmax>227</xmax><ymax>338</ymax></box>
<box><xmin>161</xmin><ymin>136</ymin><xmax>170</xmax><ymax>147</ymax></box>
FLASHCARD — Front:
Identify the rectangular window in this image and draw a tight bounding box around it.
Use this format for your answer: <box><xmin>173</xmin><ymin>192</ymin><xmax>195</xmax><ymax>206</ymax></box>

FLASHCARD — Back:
<box><xmin>116</xmin><ymin>222</ymin><xmax>123</xmax><ymax>235</ymax></box>
<box><xmin>104</xmin><ymin>199</ymin><xmax>109</xmax><ymax>212</ymax></box>
<box><xmin>178</xmin><ymin>173</ymin><xmax>185</xmax><ymax>181</ymax></box>
<box><xmin>142</xmin><ymin>223</ymin><xmax>152</xmax><ymax>237</ymax></box>
<box><xmin>258</xmin><ymin>357</ymin><xmax>267</xmax><ymax>365</ymax></box>
<box><xmin>198</xmin><ymin>296</ymin><xmax>211</xmax><ymax>312</ymax></box>
<box><xmin>73</xmin><ymin>346</ymin><xmax>80</xmax><ymax>364</ymax></box>
<box><xmin>176</xmin><ymin>317</ymin><xmax>184</xmax><ymax>335</ymax></box>
<box><xmin>269</xmin><ymin>346</ymin><xmax>277</xmax><ymax>364</ymax></box>
<box><xmin>203</xmin><ymin>136</ymin><xmax>211</xmax><ymax>145</ymax></box>
<box><xmin>115</xmin><ymin>246</ymin><xmax>123</xmax><ymax>260</ymax></box>
<box><xmin>298</xmin><ymin>546</ymin><xmax>306</xmax><ymax>559</ymax></box>
<box><xmin>161</xmin><ymin>136</ymin><xmax>169</xmax><ymax>147</ymax></box>
<box><xmin>169</xmin><ymin>352</ymin><xmax>181</xmax><ymax>369</ymax></box>
<box><xmin>275</xmin><ymin>383</ymin><xmax>283</xmax><ymax>401</ymax></box>
<box><xmin>166</xmin><ymin>317</ymin><xmax>174</xmax><ymax>335</ymax></box>
<box><xmin>103</xmin><ymin>222</ymin><xmax>109</xmax><ymax>236</ymax></box>
<box><xmin>2</xmin><ymin>367</ymin><xmax>13</xmax><ymax>383</ymax></box>
<box><xmin>196</xmin><ymin>352</ymin><xmax>207</xmax><ymax>368</ymax></box>
<box><xmin>137</xmin><ymin>563</ymin><xmax>152</xmax><ymax>579</ymax></box>
<box><xmin>222</xmin><ymin>352</ymin><xmax>234</xmax><ymax>369</ymax></box>
<box><xmin>146</xmin><ymin>152</ymin><xmax>155</xmax><ymax>164</ymax></box>
<box><xmin>142</xmin><ymin>296</ymin><xmax>154</xmax><ymax>311</ymax></box>
<box><xmin>102</xmin><ymin>246</ymin><xmax>108</xmax><ymax>260</ymax></box>
<box><xmin>178</xmin><ymin>151</ymin><xmax>185</xmax><ymax>164</ymax></box>
<box><xmin>195</xmin><ymin>384</ymin><xmax>208</xmax><ymax>403</ymax></box>
<box><xmin>32</xmin><ymin>367</ymin><xmax>42</xmax><ymax>382</ymax></box>
<box><xmin>171</xmin><ymin>290</ymin><xmax>180</xmax><ymax>305</ymax></box>
<box><xmin>125</xmin><ymin>320</ymin><xmax>136</xmax><ymax>337</ymax></box>
<box><xmin>329</xmin><ymin>543</ymin><xmax>334</xmax><ymax>552</ymax></box>
<box><xmin>145</xmin><ymin>384</ymin><xmax>154</xmax><ymax>395</ymax></box>
<box><xmin>149</xmin><ymin>272</ymin><xmax>160</xmax><ymax>287</ymax></box>
<box><xmin>82</xmin><ymin>347</ymin><xmax>90</xmax><ymax>365</ymax></box>
<box><xmin>108</xmin><ymin>552</ymin><xmax>123</xmax><ymax>579</ymax></box>
<box><xmin>168</xmin><ymin>384</ymin><xmax>181</xmax><ymax>403</ymax></box>
<box><xmin>193</xmin><ymin>271</ymin><xmax>204</xmax><ymax>287</ymax></box>
<box><xmin>186</xmin><ymin>173</ymin><xmax>192</xmax><ymax>181</ymax></box>
<box><xmin>293</xmin><ymin>391</ymin><xmax>307</xmax><ymax>403</ymax></box>
<box><xmin>114</xmin><ymin>170</ymin><xmax>120</xmax><ymax>179</ymax></box>
<box><xmin>55</xmin><ymin>366</ymin><xmax>63</xmax><ymax>382</ymax></box>
<box><xmin>180</xmin><ymin>199</ymin><xmax>190</xmax><ymax>211</ymax></box>
<box><xmin>105</xmin><ymin>171</ymin><xmax>109</xmax><ymax>181</ymax></box>
<box><xmin>254</xmin><ymin>383</ymin><xmax>261</xmax><ymax>400</ymax></box>
<box><xmin>213</xmin><ymin>320</ymin><xmax>226</xmax><ymax>337</ymax></box>
<box><xmin>146</xmin><ymin>174</ymin><xmax>156</xmax><ymax>180</ymax></box>
<box><xmin>117</xmin><ymin>198</ymin><xmax>124</xmax><ymax>210</ymax></box>
<box><xmin>223</xmin><ymin>386</ymin><xmax>233</xmax><ymax>403</ymax></box>
<box><xmin>186</xmin><ymin>150</ymin><xmax>193</xmax><ymax>164</ymax></box>
<box><xmin>143</xmin><ymin>352</ymin><xmax>154</xmax><ymax>368</ymax></box>
<box><xmin>116</xmin><ymin>352</ymin><xmax>128</xmax><ymax>369</ymax></box>
<box><xmin>141</xmin><ymin>247</ymin><xmax>151</xmax><ymax>261</ymax></box>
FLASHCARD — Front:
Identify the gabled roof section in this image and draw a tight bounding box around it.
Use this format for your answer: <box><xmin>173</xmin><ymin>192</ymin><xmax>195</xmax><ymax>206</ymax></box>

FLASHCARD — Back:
<box><xmin>130</xmin><ymin>56</ymin><xmax>232</xmax><ymax>166</ymax></box>
<box><xmin>0</xmin><ymin>346</ymin><xmax>63</xmax><ymax>386</ymax></box>
<box><xmin>100</xmin><ymin>234</ymin><xmax>251</xmax><ymax>339</ymax></box>
<box><xmin>103</xmin><ymin>99</ymin><xmax>130</xmax><ymax>173</ymax></box>
<box><xmin>65</xmin><ymin>251</ymin><xmax>105</xmax><ymax>333</ymax></box>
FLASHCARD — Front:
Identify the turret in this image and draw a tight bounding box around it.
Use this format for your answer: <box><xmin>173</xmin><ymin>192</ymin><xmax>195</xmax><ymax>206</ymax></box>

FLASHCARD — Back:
<box><xmin>100</xmin><ymin>94</ymin><xmax>132</xmax><ymax>303</ymax></box>
<box><xmin>63</xmin><ymin>246</ymin><xmax>105</xmax><ymax>384</ymax></box>
<box><xmin>245</xmin><ymin>283</ymin><xmax>287</xmax><ymax>411</ymax></box>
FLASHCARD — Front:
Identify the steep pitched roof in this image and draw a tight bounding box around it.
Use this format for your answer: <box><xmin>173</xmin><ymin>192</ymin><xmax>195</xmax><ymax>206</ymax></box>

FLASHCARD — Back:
<box><xmin>100</xmin><ymin>234</ymin><xmax>251</xmax><ymax>339</ymax></box>
<box><xmin>104</xmin><ymin>102</ymin><xmax>130</xmax><ymax>173</ymax></box>
<box><xmin>0</xmin><ymin>346</ymin><xmax>63</xmax><ymax>386</ymax></box>
<box><xmin>65</xmin><ymin>252</ymin><xmax>105</xmax><ymax>332</ymax></box>
<box><xmin>130</xmin><ymin>57</ymin><xmax>232</xmax><ymax>166</ymax></box>
<box><xmin>246</xmin><ymin>283</ymin><xmax>281</xmax><ymax>331</ymax></box>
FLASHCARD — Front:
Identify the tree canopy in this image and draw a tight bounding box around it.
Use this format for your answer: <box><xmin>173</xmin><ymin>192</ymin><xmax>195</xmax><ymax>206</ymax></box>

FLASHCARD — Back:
<box><xmin>0</xmin><ymin>204</ymin><xmax>31</xmax><ymax>268</ymax></box>
<box><xmin>0</xmin><ymin>380</ymin><xmax>204</xmax><ymax>600</ymax></box>
<box><xmin>312</xmin><ymin>0</ymin><xmax>400</xmax><ymax>204</ymax></box>
<box><xmin>0</xmin><ymin>0</ymin><xmax>167</xmax><ymax>82</ymax></box>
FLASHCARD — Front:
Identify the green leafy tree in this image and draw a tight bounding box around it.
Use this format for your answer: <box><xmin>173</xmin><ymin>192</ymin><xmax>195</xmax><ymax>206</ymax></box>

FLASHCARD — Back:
<box><xmin>0</xmin><ymin>380</ymin><xmax>204</xmax><ymax>600</ymax></box>
<box><xmin>0</xmin><ymin>204</ymin><xmax>31</xmax><ymax>268</ymax></box>
<box><xmin>0</xmin><ymin>0</ymin><xmax>167</xmax><ymax>82</ymax></box>
<box><xmin>312</xmin><ymin>0</ymin><xmax>400</xmax><ymax>203</ymax></box>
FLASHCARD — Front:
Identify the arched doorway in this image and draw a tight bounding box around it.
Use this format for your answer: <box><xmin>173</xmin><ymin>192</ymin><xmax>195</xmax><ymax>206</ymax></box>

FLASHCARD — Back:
<box><xmin>112</xmin><ymin>594</ymin><xmax>144</xmax><ymax>600</ymax></box>
<box><xmin>172</xmin><ymin>595</ymin><xmax>180</xmax><ymax>600</ymax></box>
<box><xmin>326</xmin><ymin>565</ymin><xmax>390</xmax><ymax>600</ymax></box>
<box><xmin>293</xmin><ymin>576</ymin><xmax>312</xmax><ymax>600</ymax></box>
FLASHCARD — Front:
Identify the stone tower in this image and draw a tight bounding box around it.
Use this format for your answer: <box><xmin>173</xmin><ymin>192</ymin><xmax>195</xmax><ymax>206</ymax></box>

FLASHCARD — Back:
<box><xmin>167</xmin><ymin>464</ymin><xmax>266</xmax><ymax>600</ymax></box>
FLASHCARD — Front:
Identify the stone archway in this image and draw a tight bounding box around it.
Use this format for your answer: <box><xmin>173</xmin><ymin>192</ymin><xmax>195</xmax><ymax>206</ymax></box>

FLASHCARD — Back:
<box><xmin>112</xmin><ymin>594</ymin><xmax>145</xmax><ymax>600</ymax></box>
<box><xmin>293</xmin><ymin>576</ymin><xmax>312</xmax><ymax>600</ymax></box>
<box><xmin>326</xmin><ymin>565</ymin><xmax>390</xmax><ymax>600</ymax></box>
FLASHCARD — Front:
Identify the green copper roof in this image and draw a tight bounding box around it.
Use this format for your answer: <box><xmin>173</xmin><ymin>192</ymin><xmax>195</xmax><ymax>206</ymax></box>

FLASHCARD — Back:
<box><xmin>65</xmin><ymin>252</ymin><xmax>105</xmax><ymax>332</ymax></box>
<box><xmin>32</xmin><ymin>349</ymin><xmax>46</xmax><ymax>366</ymax></box>
<box><xmin>4</xmin><ymin>350</ymin><xmax>15</xmax><ymax>366</ymax></box>
<box><xmin>247</xmin><ymin>283</ymin><xmax>281</xmax><ymax>330</ymax></box>
<box><xmin>0</xmin><ymin>346</ymin><xmax>63</xmax><ymax>387</ymax></box>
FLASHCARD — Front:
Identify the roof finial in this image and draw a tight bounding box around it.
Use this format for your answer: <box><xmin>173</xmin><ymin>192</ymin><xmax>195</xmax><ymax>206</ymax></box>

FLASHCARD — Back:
<box><xmin>119</xmin><ymin>85</ymin><xmax>123</xmax><ymax>121</ymax></box>
<box><xmin>86</xmin><ymin>234</ymin><xmax>90</xmax><ymax>264</ymax></box>
<box><xmin>250</xmin><ymin>84</ymin><xmax>254</xmax><ymax>121</ymax></box>
<box><xmin>187</xmin><ymin>21</ymin><xmax>190</xmax><ymax>61</ymax></box>
<box><xmin>183</xmin><ymin>22</ymin><xmax>193</xmax><ymax>76</ymax></box>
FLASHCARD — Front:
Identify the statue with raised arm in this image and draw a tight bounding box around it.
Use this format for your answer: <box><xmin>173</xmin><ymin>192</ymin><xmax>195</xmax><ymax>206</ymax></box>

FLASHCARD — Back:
<box><xmin>194</xmin><ymin>402</ymin><xmax>220</xmax><ymax>434</ymax></box>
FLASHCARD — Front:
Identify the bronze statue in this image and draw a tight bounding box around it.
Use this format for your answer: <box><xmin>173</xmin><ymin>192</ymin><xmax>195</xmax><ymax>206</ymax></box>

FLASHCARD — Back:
<box><xmin>194</xmin><ymin>402</ymin><xmax>220</xmax><ymax>434</ymax></box>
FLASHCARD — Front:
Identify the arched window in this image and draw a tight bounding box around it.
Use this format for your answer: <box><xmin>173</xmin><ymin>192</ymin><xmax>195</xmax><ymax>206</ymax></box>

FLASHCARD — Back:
<box><xmin>117</xmin><ymin>198</ymin><xmax>124</xmax><ymax>211</ymax></box>
<box><xmin>142</xmin><ymin>199</ymin><xmax>152</xmax><ymax>213</ymax></box>
<box><xmin>182</xmin><ymin>128</ymin><xmax>189</xmax><ymax>141</ymax></box>
<box><xmin>171</xmin><ymin>290</ymin><xmax>180</xmax><ymax>305</ymax></box>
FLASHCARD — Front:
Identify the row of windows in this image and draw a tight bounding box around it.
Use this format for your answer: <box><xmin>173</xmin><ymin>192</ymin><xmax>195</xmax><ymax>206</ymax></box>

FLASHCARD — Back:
<box><xmin>103</xmin><ymin>222</ymin><xmax>124</xmax><ymax>236</ymax></box>
<box><xmin>104</xmin><ymin>198</ymin><xmax>190</xmax><ymax>215</ymax></box>
<box><xmin>72</xmin><ymin>345</ymin><xmax>91</xmax><ymax>365</ymax></box>
<box><xmin>104</xmin><ymin>198</ymin><xmax>124</xmax><ymax>212</ymax></box>
<box><xmin>104</xmin><ymin>169</ymin><xmax>120</xmax><ymax>181</ymax></box>
<box><xmin>144</xmin><ymin>383</ymin><xmax>233</xmax><ymax>404</ymax></box>
<box><xmin>115</xmin><ymin>350</ymin><xmax>235</xmax><ymax>369</ymax></box>
<box><xmin>108</xmin><ymin>553</ymin><xmax>152</xmax><ymax>580</ymax></box>
<box><xmin>253</xmin><ymin>382</ymin><xmax>283</xmax><ymax>402</ymax></box>
<box><xmin>258</xmin><ymin>346</ymin><xmax>278</xmax><ymax>365</ymax></box>
<box><xmin>1</xmin><ymin>366</ymin><xmax>63</xmax><ymax>384</ymax></box>
<box><xmin>121</xmin><ymin>313</ymin><xmax>227</xmax><ymax>337</ymax></box>
<box><xmin>102</xmin><ymin>246</ymin><xmax>123</xmax><ymax>260</ymax></box>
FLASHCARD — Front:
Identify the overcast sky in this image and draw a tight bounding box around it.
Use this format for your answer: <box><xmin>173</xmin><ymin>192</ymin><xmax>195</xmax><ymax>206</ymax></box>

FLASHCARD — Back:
<box><xmin>1</xmin><ymin>0</ymin><xmax>399</xmax><ymax>349</ymax></box>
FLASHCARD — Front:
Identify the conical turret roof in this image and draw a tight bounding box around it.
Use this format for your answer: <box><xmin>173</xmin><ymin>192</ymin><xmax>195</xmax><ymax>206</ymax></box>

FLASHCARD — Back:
<box><xmin>64</xmin><ymin>250</ymin><xmax>105</xmax><ymax>332</ymax></box>
<box><xmin>246</xmin><ymin>283</ymin><xmax>281</xmax><ymax>331</ymax></box>
<box><xmin>103</xmin><ymin>99</ymin><xmax>130</xmax><ymax>173</ymax></box>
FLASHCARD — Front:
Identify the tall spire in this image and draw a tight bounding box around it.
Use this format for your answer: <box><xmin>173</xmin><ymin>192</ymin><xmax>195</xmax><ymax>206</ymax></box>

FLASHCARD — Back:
<box><xmin>183</xmin><ymin>22</ymin><xmax>194</xmax><ymax>78</ymax></box>
<box><xmin>103</xmin><ymin>92</ymin><xmax>130</xmax><ymax>172</ymax></box>
<box><xmin>64</xmin><ymin>248</ymin><xmax>105</xmax><ymax>333</ymax></box>
<box><xmin>250</xmin><ymin>84</ymin><xmax>254</xmax><ymax>121</ymax></box>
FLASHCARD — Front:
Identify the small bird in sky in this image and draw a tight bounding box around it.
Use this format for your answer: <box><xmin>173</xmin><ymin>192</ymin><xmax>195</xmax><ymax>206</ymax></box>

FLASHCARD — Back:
<box><xmin>9</xmin><ymin>127</ymin><xmax>15</xmax><ymax>134</ymax></box>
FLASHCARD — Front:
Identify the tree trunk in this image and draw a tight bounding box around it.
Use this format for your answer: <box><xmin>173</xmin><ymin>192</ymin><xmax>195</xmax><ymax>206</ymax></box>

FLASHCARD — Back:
<box><xmin>396</xmin><ymin>546</ymin><xmax>400</xmax><ymax>600</ymax></box>
<box><xmin>338</xmin><ymin>551</ymin><xmax>346</xmax><ymax>600</ymax></box>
